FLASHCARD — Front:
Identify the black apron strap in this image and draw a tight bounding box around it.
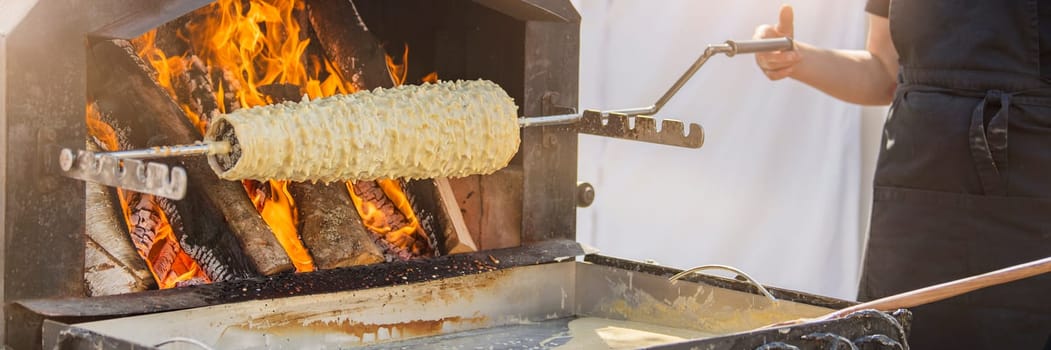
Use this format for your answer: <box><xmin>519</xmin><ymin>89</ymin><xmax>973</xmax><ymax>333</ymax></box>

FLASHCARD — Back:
<box><xmin>896</xmin><ymin>84</ymin><xmax>1051</xmax><ymax>196</ymax></box>
<box><xmin>968</xmin><ymin>90</ymin><xmax>1012</xmax><ymax>196</ymax></box>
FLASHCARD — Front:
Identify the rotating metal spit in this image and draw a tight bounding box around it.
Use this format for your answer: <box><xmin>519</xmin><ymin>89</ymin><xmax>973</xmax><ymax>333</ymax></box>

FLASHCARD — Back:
<box><xmin>56</xmin><ymin>38</ymin><xmax>793</xmax><ymax>200</ymax></box>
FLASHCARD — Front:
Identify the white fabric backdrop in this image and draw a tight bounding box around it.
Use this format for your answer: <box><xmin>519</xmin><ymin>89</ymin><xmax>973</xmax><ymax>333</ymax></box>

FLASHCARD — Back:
<box><xmin>572</xmin><ymin>0</ymin><xmax>874</xmax><ymax>300</ymax></box>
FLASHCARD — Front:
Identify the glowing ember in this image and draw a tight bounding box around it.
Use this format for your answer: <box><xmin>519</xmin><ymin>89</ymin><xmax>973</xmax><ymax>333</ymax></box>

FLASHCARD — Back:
<box><xmin>120</xmin><ymin>193</ymin><xmax>210</xmax><ymax>288</ymax></box>
<box><xmin>347</xmin><ymin>180</ymin><xmax>432</xmax><ymax>258</ymax></box>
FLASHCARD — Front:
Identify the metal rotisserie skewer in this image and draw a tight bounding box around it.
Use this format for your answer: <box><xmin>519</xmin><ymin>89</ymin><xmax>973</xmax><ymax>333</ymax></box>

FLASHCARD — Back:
<box><xmin>60</xmin><ymin>38</ymin><xmax>793</xmax><ymax>200</ymax></box>
<box><xmin>95</xmin><ymin>142</ymin><xmax>232</xmax><ymax>160</ymax></box>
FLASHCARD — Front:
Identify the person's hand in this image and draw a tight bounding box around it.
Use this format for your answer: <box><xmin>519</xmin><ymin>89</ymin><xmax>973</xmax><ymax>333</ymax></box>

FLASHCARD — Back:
<box><xmin>753</xmin><ymin>5</ymin><xmax>800</xmax><ymax>80</ymax></box>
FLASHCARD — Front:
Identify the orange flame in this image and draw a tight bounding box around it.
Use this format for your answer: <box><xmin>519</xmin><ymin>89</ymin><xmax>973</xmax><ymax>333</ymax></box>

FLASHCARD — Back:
<box><xmin>386</xmin><ymin>43</ymin><xmax>410</xmax><ymax>87</ymax></box>
<box><xmin>120</xmin><ymin>194</ymin><xmax>211</xmax><ymax>288</ymax></box>
<box><xmin>86</xmin><ymin>108</ymin><xmax>120</xmax><ymax>152</ymax></box>
<box><xmin>245</xmin><ymin>180</ymin><xmax>314</xmax><ymax>271</ymax></box>
<box><xmin>421</xmin><ymin>72</ymin><xmax>439</xmax><ymax>84</ymax></box>
<box><xmin>343</xmin><ymin>51</ymin><xmax>434</xmax><ymax>256</ymax></box>
<box><xmin>347</xmin><ymin>180</ymin><xmax>431</xmax><ymax>256</ymax></box>
<box><xmin>87</xmin><ymin>104</ymin><xmax>210</xmax><ymax>289</ymax></box>
<box><xmin>133</xmin><ymin>0</ymin><xmax>370</xmax><ymax>272</ymax></box>
<box><xmin>134</xmin><ymin>0</ymin><xmax>438</xmax><ymax>265</ymax></box>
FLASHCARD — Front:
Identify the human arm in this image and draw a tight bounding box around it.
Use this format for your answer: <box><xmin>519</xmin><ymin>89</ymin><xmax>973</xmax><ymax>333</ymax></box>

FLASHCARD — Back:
<box><xmin>754</xmin><ymin>5</ymin><xmax>899</xmax><ymax>106</ymax></box>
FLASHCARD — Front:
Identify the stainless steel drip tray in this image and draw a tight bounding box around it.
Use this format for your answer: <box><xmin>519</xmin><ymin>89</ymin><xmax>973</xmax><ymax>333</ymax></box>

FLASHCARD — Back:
<box><xmin>48</xmin><ymin>261</ymin><xmax>834</xmax><ymax>349</ymax></box>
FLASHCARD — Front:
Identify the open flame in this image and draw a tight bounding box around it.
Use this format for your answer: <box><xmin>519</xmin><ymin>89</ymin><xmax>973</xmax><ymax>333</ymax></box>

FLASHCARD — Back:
<box><xmin>133</xmin><ymin>0</ymin><xmax>368</xmax><ymax>272</ymax></box>
<box><xmin>87</xmin><ymin>104</ymin><xmax>211</xmax><ymax>289</ymax></box>
<box><xmin>347</xmin><ymin>180</ymin><xmax>432</xmax><ymax>257</ymax></box>
<box><xmin>343</xmin><ymin>52</ymin><xmax>436</xmax><ymax>258</ymax></box>
<box><xmin>133</xmin><ymin>0</ymin><xmax>440</xmax><ymax>268</ymax></box>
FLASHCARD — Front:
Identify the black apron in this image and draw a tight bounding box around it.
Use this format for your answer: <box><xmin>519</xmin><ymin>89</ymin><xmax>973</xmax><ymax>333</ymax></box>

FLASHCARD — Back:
<box><xmin>858</xmin><ymin>1</ymin><xmax>1051</xmax><ymax>349</ymax></box>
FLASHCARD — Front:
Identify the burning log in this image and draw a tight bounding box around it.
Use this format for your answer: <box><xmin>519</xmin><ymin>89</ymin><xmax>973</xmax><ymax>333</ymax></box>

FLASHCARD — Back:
<box><xmin>84</xmin><ymin>139</ymin><xmax>155</xmax><ymax>295</ymax></box>
<box><xmin>85</xmin><ymin>106</ymin><xmax>241</xmax><ymax>288</ymax></box>
<box><xmin>307</xmin><ymin>0</ymin><xmax>474</xmax><ymax>260</ymax></box>
<box><xmin>88</xmin><ymin>39</ymin><xmax>294</xmax><ymax>276</ymax></box>
<box><xmin>350</xmin><ymin>180</ymin><xmax>434</xmax><ymax>260</ymax></box>
<box><xmin>169</xmin><ymin>57</ymin><xmax>317</xmax><ymax>273</ymax></box>
<box><xmin>256</xmin><ymin>84</ymin><xmax>387</xmax><ymax>270</ymax></box>
<box><xmin>122</xmin><ymin>191</ymin><xmax>210</xmax><ymax>288</ymax></box>
<box><xmin>172</xmin><ymin>55</ymin><xmax>220</xmax><ymax>132</ymax></box>
<box><xmin>306</xmin><ymin>0</ymin><xmax>394</xmax><ymax>90</ymax></box>
<box><xmin>253</xmin><ymin>0</ymin><xmax>415</xmax><ymax>269</ymax></box>
<box><xmin>288</xmin><ymin>183</ymin><xmax>384</xmax><ymax>269</ymax></box>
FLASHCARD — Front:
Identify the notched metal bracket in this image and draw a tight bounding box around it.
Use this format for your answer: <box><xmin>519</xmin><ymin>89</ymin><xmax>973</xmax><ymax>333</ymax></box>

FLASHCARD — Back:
<box><xmin>59</xmin><ymin>148</ymin><xmax>187</xmax><ymax>200</ymax></box>
<box><xmin>576</xmin><ymin>109</ymin><xmax>704</xmax><ymax>149</ymax></box>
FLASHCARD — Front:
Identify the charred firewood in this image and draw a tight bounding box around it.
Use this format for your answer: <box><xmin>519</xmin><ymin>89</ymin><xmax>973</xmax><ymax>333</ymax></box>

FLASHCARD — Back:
<box><xmin>172</xmin><ymin>55</ymin><xmax>220</xmax><ymax>131</ymax></box>
<box><xmin>88</xmin><ymin>39</ymin><xmax>293</xmax><ymax>276</ymax></box>
<box><xmin>211</xmin><ymin>67</ymin><xmax>242</xmax><ymax>113</ymax></box>
<box><xmin>259</xmin><ymin>83</ymin><xmax>303</xmax><ymax>104</ymax></box>
<box><xmin>350</xmin><ymin>180</ymin><xmax>432</xmax><ymax>261</ymax></box>
<box><xmin>151</xmin><ymin>12</ymin><xmax>191</xmax><ymax>56</ymax></box>
<box><xmin>260</xmin><ymin>84</ymin><xmax>386</xmax><ymax>270</ymax></box>
<box><xmin>85</xmin><ymin>107</ymin><xmax>238</xmax><ymax>288</ymax></box>
<box><xmin>169</xmin><ymin>62</ymin><xmax>288</xmax><ymax>278</ymax></box>
<box><xmin>84</xmin><ymin>139</ymin><xmax>155</xmax><ymax>295</ymax></box>
<box><xmin>306</xmin><ymin>0</ymin><xmax>394</xmax><ymax>90</ymax></box>
<box><xmin>288</xmin><ymin>182</ymin><xmax>384</xmax><ymax>268</ymax></box>
<box><xmin>122</xmin><ymin>190</ymin><xmax>209</xmax><ymax>288</ymax></box>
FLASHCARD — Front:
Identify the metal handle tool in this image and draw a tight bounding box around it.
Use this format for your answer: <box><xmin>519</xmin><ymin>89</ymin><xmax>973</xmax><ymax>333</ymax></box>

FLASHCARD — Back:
<box><xmin>520</xmin><ymin>37</ymin><xmax>791</xmax><ymax>148</ymax></box>
<box><xmin>519</xmin><ymin>37</ymin><xmax>794</xmax><ymax>126</ymax></box>
<box><xmin>60</xmin><ymin>37</ymin><xmax>793</xmax><ymax>200</ymax></box>
<box><xmin>725</xmin><ymin>38</ymin><xmax>795</xmax><ymax>55</ymax></box>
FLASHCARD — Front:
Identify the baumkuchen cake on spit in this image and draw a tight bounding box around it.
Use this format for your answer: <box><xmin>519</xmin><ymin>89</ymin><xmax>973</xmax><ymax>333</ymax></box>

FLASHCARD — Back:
<box><xmin>205</xmin><ymin>80</ymin><xmax>520</xmax><ymax>182</ymax></box>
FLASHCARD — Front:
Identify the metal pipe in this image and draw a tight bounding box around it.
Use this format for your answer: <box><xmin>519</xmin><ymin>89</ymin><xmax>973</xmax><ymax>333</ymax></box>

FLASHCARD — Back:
<box><xmin>725</xmin><ymin>37</ymin><xmax>795</xmax><ymax>56</ymax></box>
<box><xmin>99</xmin><ymin>141</ymin><xmax>231</xmax><ymax>160</ymax></box>
<box><xmin>648</xmin><ymin>44</ymin><xmax>730</xmax><ymax>116</ymax></box>
<box><xmin>516</xmin><ymin>104</ymin><xmax>663</xmax><ymax>127</ymax></box>
<box><xmin>518</xmin><ymin>113</ymin><xmax>582</xmax><ymax>127</ymax></box>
